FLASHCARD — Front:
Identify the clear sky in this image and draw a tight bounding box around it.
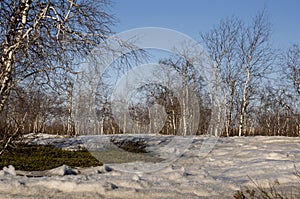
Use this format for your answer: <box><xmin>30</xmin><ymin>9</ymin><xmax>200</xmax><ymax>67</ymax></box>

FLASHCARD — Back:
<box><xmin>112</xmin><ymin>0</ymin><xmax>300</xmax><ymax>50</ymax></box>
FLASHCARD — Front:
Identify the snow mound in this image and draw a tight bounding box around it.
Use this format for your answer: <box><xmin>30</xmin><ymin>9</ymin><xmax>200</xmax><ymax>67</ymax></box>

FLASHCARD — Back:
<box><xmin>0</xmin><ymin>135</ymin><xmax>299</xmax><ymax>198</ymax></box>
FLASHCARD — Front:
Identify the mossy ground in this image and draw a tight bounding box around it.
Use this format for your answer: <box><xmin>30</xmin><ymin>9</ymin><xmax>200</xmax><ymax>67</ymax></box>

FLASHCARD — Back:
<box><xmin>90</xmin><ymin>149</ymin><xmax>163</xmax><ymax>164</ymax></box>
<box><xmin>0</xmin><ymin>144</ymin><xmax>103</xmax><ymax>171</ymax></box>
<box><xmin>0</xmin><ymin>141</ymin><xmax>163</xmax><ymax>171</ymax></box>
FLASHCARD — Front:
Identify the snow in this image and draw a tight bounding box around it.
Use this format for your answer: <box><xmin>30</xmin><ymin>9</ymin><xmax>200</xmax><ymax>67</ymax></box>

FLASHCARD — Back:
<box><xmin>0</xmin><ymin>135</ymin><xmax>300</xmax><ymax>198</ymax></box>
<box><xmin>0</xmin><ymin>165</ymin><xmax>16</xmax><ymax>176</ymax></box>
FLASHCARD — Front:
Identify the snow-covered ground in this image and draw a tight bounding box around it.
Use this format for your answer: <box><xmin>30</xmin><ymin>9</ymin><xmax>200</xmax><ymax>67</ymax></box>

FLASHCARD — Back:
<box><xmin>0</xmin><ymin>135</ymin><xmax>300</xmax><ymax>199</ymax></box>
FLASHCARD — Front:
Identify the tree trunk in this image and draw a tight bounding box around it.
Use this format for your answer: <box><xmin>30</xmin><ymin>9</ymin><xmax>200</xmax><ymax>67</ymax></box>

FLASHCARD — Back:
<box><xmin>0</xmin><ymin>0</ymin><xmax>32</xmax><ymax>113</ymax></box>
<box><xmin>67</xmin><ymin>83</ymin><xmax>74</xmax><ymax>136</ymax></box>
<box><xmin>181</xmin><ymin>72</ymin><xmax>188</xmax><ymax>136</ymax></box>
<box><xmin>225</xmin><ymin>82</ymin><xmax>235</xmax><ymax>136</ymax></box>
<box><xmin>0</xmin><ymin>51</ymin><xmax>13</xmax><ymax>113</ymax></box>
<box><xmin>239</xmin><ymin>68</ymin><xmax>250</xmax><ymax>136</ymax></box>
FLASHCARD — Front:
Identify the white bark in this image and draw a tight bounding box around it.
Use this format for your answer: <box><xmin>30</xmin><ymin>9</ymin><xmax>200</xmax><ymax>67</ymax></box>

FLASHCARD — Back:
<box><xmin>239</xmin><ymin>67</ymin><xmax>250</xmax><ymax>136</ymax></box>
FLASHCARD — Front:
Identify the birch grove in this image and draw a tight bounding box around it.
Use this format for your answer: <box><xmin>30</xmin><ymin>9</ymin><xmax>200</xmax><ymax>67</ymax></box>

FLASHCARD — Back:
<box><xmin>0</xmin><ymin>0</ymin><xmax>114</xmax><ymax>150</ymax></box>
<box><xmin>0</xmin><ymin>3</ymin><xmax>299</xmax><ymax>146</ymax></box>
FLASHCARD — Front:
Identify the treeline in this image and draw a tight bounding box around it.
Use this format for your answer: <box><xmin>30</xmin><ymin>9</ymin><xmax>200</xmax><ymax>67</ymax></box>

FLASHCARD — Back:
<box><xmin>0</xmin><ymin>5</ymin><xmax>299</xmax><ymax>139</ymax></box>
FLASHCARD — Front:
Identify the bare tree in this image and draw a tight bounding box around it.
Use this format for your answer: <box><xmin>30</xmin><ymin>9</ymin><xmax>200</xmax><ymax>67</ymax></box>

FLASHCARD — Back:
<box><xmin>237</xmin><ymin>11</ymin><xmax>273</xmax><ymax>136</ymax></box>
<box><xmin>282</xmin><ymin>44</ymin><xmax>300</xmax><ymax>136</ymax></box>
<box><xmin>285</xmin><ymin>44</ymin><xmax>300</xmax><ymax>97</ymax></box>
<box><xmin>201</xmin><ymin>17</ymin><xmax>242</xmax><ymax>136</ymax></box>
<box><xmin>159</xmin><ymin>52</ymin><xmax>205</xmax><ymax>135</ymax></box>
<box><xmin>0</xmin><ymin>0</ymin><xmax>114</xmax><ymax>113</ymax></box>
<box><xmin>0</xmin><ymin>0</ymin><xmax>115</xmax><ymax>152</ymax></box>
<box><xmin>202</xmin><ymin>11</ymin><xmax>273</xmax><ymax>136</ymax></box>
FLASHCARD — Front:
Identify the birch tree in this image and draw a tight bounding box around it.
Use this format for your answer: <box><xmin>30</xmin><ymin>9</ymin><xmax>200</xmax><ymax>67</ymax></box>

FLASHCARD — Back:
<box><xmin>0</xmin><ymin>0</ymin><xmax>114</xmax><ymax>113</ymax></box>
<box><xmin>202</xmin><ymin>11</ymin><xmax>273</xmax><ymax>136</ymax></box>
<box><xmin>0</xmin><ymin>0</ymin><xmax>114</xmax><ymax>153</ymax></box>
<box><xmin>160</xmin><ymin>54</ymin><xmax>204</xmax><ymax>135</ymax></box>
<box><xmin>285</xmin><ymin>44</ymin><xmax>300</xmax><ymax>97</ymax></box>
<box><xmin>237</xmin><ymin>11</ymin><xmax>273</xmax><ymax>136</ymax></box>
<box><xmin>201</xmin><ymin>17</ymin><xmax>242</xmax><ymax>136</ymax></box>
<box><xmin>284</xmin><ymin>44</ymin><xmax>300</xmax><ymax>135</ymax></box>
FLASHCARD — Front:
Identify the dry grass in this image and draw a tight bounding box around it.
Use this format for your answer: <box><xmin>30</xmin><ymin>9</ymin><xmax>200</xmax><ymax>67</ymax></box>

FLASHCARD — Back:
<box><xmin>234</xmin><ymin>171</ymin><xmax>300</xmax><ymax>199</ymax></box>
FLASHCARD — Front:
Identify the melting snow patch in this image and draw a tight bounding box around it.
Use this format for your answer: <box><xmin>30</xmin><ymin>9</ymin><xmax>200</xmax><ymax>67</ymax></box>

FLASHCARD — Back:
<box><xmin>0</xmin><ymin>135</ymin><xmax>299</xmax><ymax>198</ymax></box>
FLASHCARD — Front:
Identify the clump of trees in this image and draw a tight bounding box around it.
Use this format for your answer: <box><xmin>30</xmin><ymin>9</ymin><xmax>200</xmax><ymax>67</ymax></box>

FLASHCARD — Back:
<box><xmin>201</xmin><ymin>11</ymin><xmax>299</xmax><ymax>136</ymax></box>
<box><xmin>0</xmin><ymin>1</ymin><xmax>299</xmax><ymax>152</ymax></box>
<box><xmin>0</xmin><ymin>0</ymin><xmax>115</xmax><ymax>152</ymax></box>
<box><xmin>86</xmin><ymin>11</ymin><xmax>299</xmax><ymax>137</ymax></box>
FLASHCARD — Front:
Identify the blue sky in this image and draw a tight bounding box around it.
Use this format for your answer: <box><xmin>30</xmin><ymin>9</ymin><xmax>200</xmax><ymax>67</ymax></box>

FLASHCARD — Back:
<box><xmin>112</xmin><ymin>0</ymin><xmax>300</xmax><ymax>50</ymax></box>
